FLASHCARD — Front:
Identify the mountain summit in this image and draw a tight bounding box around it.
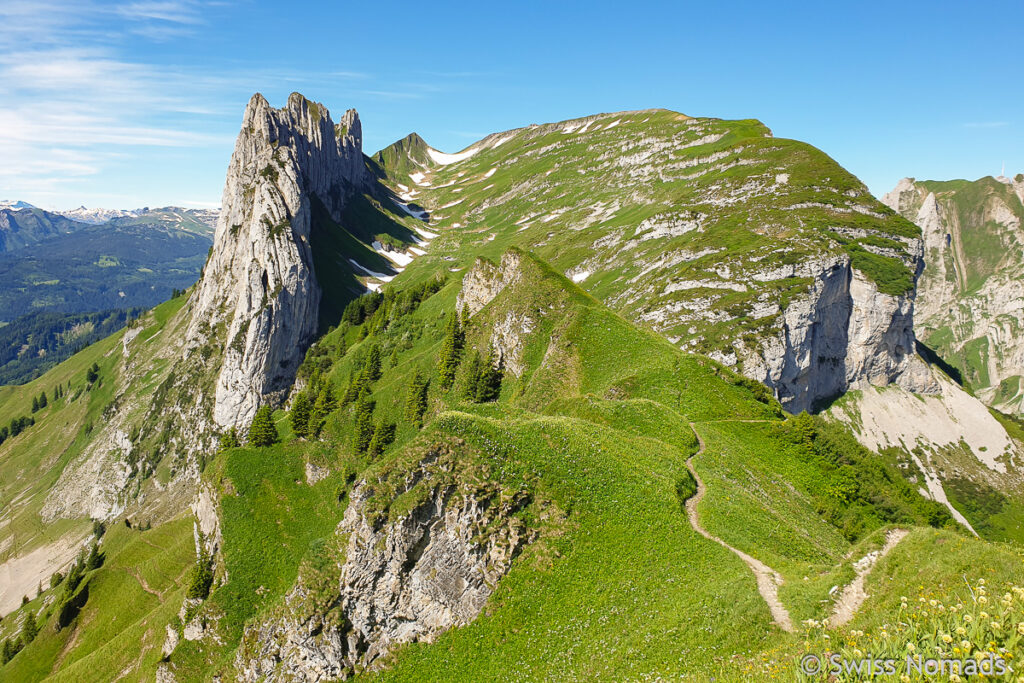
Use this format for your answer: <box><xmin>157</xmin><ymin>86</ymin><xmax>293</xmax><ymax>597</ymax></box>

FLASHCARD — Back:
<box><xmin>186</xmin><ymin>92</ymin><xmax>368</xmax><ymax>429</ymax></box>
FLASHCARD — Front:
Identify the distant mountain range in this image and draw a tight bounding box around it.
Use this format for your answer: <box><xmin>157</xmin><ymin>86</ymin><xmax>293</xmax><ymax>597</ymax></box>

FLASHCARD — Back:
<box><xmin>0</xmin><ymin>202</ymin><xmax>219</xmax><ymax>383</ymax></box>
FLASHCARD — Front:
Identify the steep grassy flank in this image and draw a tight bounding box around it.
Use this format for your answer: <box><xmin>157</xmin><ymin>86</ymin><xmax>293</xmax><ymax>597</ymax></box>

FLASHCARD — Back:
<box><xmin>374</xmin><ymin>108</ymin><xmax>921</xmax><ymax>369</ymax></box>
<box><xmin>0</xmin><ymin>517</ymin><xmax>194</xmax><ymax>682</ymax></box>
<box><xmin>148</xmin><ymin>247</ymin><xmax>990</xmax><ymax>681</ymax></box>
<box><xmin>166</xmin><ymin>444</ymin><xmax>348</xmax><ymax>679</ymax></box>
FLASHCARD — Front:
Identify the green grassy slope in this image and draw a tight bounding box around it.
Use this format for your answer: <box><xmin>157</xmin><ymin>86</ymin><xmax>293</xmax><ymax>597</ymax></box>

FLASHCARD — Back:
<box><xmin>372</xmin><ymin>109</ymin><xmax>921</xmax><ymax>373</ymax></box>
<box><xmin>151</xmin><ymin>248</ymin><xmax>1012</xmax><ymax>681</ymax></box>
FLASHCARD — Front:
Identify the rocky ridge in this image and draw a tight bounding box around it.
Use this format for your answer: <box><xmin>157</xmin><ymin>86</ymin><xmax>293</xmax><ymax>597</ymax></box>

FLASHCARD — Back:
<box><xmin>186</xmin><ymin>92</ymin><xmax>367</xmax><ymax>430</ymax></box>
<box><xmin>381</xmin><ymin>110</ymin><xmax>937</xmax><ymax>412</ymax></box>
<box><xmin>233</xmin><ymin>443</ymin><xmax>546</xmax><ymax>681</ymax></box>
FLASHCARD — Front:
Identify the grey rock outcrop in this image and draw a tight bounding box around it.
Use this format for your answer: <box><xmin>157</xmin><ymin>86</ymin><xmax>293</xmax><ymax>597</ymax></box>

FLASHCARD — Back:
<box><xmin>882</xmin><ymin>175</ymin><xmax>1024</xmax><ymax>413</ymax></box>
<box><xmin>235</xmin><ymin>444</ymin><xmax>544</xmax><ymax>681</ymax></box>
<box><xmin>740</xmin><ymin>252</ymin><xmax>936</xmax><ymax>411</ymax></box>
<box><xmin>459</xmin><ymin>248</ymin><xmax>934</xmax><ymax>413</ymax></box>
<box><xmin>187</xmin><ymin>92</ymin><xmax>367</xmax><ymax>430</ymax></box>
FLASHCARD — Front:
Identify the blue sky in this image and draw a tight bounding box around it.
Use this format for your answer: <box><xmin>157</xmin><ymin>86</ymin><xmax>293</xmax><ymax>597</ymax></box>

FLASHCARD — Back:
<box><xmin>1</xmin><ymin>0</ymin><xmax>1021</xmax><ymax>210</ymax></box>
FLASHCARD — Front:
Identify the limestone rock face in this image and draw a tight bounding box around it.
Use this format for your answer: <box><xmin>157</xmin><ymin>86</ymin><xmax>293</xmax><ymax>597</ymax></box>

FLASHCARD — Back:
<box><xmin>740</xmin><ymin>252</ymin><xmax>936</xmax><ymax>412</ymax></box>
<box><xmin>882</xmin><ymin>175</ymin><xmax>1024</xmax><ymax>413</ymax></box>
<box><xmin>456</xmin><ymin>251</ymin><xmax>533</xmax><ymax>376</ymax></box>
<box><xmin>187</xmin><ymin>93</ymin><xmax>367</xmax><ymax>430</ymax></box>
<box><xmin>235</xmin><ymin>446</ymin><xmax>541</xmax><ymax>681</ymax></box>
<box><xmin>459</xmin><ymin>248</ymin><xmax>934</xmax><ymax>413</ymax></box>
<box><xmin>456</xmin><ymin>250</ymin><xmax>524</xmax><ymax>317</ymax></box>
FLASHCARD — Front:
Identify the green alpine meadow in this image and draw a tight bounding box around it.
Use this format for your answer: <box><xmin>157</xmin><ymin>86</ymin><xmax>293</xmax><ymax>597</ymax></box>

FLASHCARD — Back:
<box><xmin>0</xmin><ymin>70</ymin><xmax>1022</xmax><ymax>683</ymax></box>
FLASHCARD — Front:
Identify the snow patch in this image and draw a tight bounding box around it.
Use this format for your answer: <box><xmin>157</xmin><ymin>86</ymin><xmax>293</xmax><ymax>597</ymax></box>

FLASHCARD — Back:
<box><xmin>427</xmin><ymin>146</ymin><xmax>479</xmax><ymax>165</ymax></box>
<box><xmin>347</xmin><ymin>259</ymin><xmax>393</xmax><ymax>280</ymax></box>
<box><xmin>571</xmin><ymin>270</ymin><xmax>591</xmax><ymax>283</ymax></box>
<box><xmin>412</xmin><ymin>225</ymin><xmax>439</xmax><ymax>240</ymax></box>
<box><xmin>372</xmin><ymin>241</ymin><xmax>415</xmax><ymax>267</ymax></box>
<box><xmin>483</xmin><ymin>167</ymin><xmax>497</xmax><ymax>178</ymax></box>
<box><xmin>392</xmin><ymin>199</ymin><xmax>428</xmax><ymax>221</ymax></box>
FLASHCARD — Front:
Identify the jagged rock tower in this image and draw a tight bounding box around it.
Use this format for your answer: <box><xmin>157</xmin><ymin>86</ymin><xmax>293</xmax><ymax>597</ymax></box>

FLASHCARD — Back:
<box><xmin>187</xmin><ymin>93</ymin><xmax>367</xmax><ymax>430</ymax></box>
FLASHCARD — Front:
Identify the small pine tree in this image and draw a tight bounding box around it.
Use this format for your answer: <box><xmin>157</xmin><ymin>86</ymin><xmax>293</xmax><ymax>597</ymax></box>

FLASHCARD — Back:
<box><xmin>404</xmin><ymin>370</ymin><xmax>429</xmax><ymax>427</ymax></box>
<box><xmin>86</xmin><ymin>363</ymin><xmax>99</xmax><ymax>384</ymax></box>
<box><xmin>22</xmin><ymin>611</ymin><xmax>37</xmax><ymax>643</ymax></box>
<box><xmin>367</xmin><ymin>421</ymin><xmax>396</xmax><ymax>457</ymax></box>
<box><xmin>309</xmin><ymin>383</ymin><xmax>337</xmax><ymax>438</ymax></box>
<box><xmin>351</xmin><ymin>399</ymin><xmax>376</xmax><ymax>454</ymax></box>
<box><xmin>1</xmin><ymin>638</ymin><xmax>11</xmax><ymax>665</ymax></box>
<box><xmin>219</xmin><ymin>427</ymin><xmax>241</xmax><ymax>452</ymax></box>
<box><xmin>460</xmin><ymin>304</ymin><xmax>471</xmax><ymax>332</ymax></box>
<box><xmin>31</xmin><ymin>396</ymin><xmax>39</xmax><ymax>413</ymax></box>
<box><xmin>389</xmin><ymin>347</ymin><xmax>399</xmax><ymax>368</ymax></box>
<box><xmin>364</xmin><ymin>343</ymin><xmax>382</xmax><ymax>382</ymax></box>
<box><xmin>437</xmin><ymin>313</ymin><xmax>463</xmax><ymax>390</ymax></box>
<box><xmin>39</xmin><ymin>391</ymin><xmax>47</xmax><ymax>409</ymax></box>
<box><xmin>340</xmin><ymin>370</ymin><xmax>365</xmax><ymax>408</ymax></box>
<box><xmin>247</xmin><ymin>406</ymin><xmax>279</xmax><ymax>447</ymax></box>
<box><xmin>462</xmin><ymin>350</ymin><xmax>484</xmax><ymax>399</ymax></box>
<box><xmin>289</xmin><ymin>392</ymin><xmax>313</xmax><ymax>438</ymax></box>
<box><xmin>85</xmin><ymin>543</ymin><xmax>103</xmax><ymax>570</ymax></box>
<box><xmin>186</xmin><ymin>547</ymin><xmax>214</xmax><ymax>600</ymax></box>
<box><xmin>476</xmin><ymin>352</ymin><xmax>504</xmax><ymax>403</ymax></box>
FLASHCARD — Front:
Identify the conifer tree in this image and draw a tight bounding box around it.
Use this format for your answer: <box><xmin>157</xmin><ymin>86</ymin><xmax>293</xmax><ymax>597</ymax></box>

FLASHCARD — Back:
<box><xmin>365</xmin><ymin>343</ymin><xmax>382</xmax><ymax>382</ymax></box>
<box><xmin>367</xmin><ymin>420</ymin><xmax>396</xmax><ymax>457</ymax></box>
<box><xmin>437</xmin><ymin>313</ymin><xmax>463</xmax><ymax>390</ymax></box>
<box><xmin>309</xmin><ymin>383</ymin><xmax>337</xmax><ymax>438</ymax></box>
<box><xmin>247</xmin><ymin>406</ymin><xmax>279</xmax><ymax>447</ymax></box>
<box><xmin>389</xmin><ymin>347</ymin><xmax>399</xmax><ymax>368</ymax></box>
<box><xmin>351</xmin><ymin>399</ymin><xmax>376</xmax><ymax>454</ymax></box>
<box><xmin>85</xmin><ymin>543</ymin><xmax>103</xmax><ymax>570</ymax></box>
<box><xmin>477</xmin><ymin>351</ymin><xmax>504</xmax><ymax>402</ymax></box>
<box><xmin>31</xmin><ymin>396</ymin><xmax>39</xmax><ymax>413</ymax></box>
<box><xmin>404</xmin><ymin>370</ymin><xmax>429</xmax><ymax>427</ymax></box>
<box><xmin>219</xmin><ymin>427</ymin><xmax>240</xmax><ymax>452</ymax></box>
<box><xmin>22</xmin><ymin>611</ymin><xmax>37</xmax><ymax>643</ymax></box>
<box><xmin>39</xmin><ymin>391</ymin><xmax>47</xmax><ymax>409</ymax></box>
<box><xmin>463</xmin><ymin>350</ymin><xmax>484</xmax><ymax>399</ymax></box>
<box><xmin>289</xmin><ymin>392</ymin><xmax>313</xmax><ymax>438</ymax></box>
<box><xmin>186</xmin><ymin>546</ymin><xmax>214</xmax><ymax>600</ymax></box>
<box><xmin>1</xmin><ymin>638</ymin><xmax>11</xmax><ymax>664</ymax></box>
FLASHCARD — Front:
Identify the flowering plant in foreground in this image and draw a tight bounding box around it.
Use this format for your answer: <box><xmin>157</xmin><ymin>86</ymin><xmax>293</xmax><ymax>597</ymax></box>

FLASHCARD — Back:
<box><xmin>797</xmin><ymin>578</ymin><xmax>1023</xmax><ymax>681</ymax></box>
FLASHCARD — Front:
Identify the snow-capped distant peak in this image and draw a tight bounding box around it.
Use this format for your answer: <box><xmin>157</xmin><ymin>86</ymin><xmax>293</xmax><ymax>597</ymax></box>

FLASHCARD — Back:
<box><xmin>0</xmin><ymin>200</ymin><xmax>36</xmax><ymax>210</ymax></box>
<box><xmin>56</xmin><ymin>206</ymin><xmax>138</xmax><ymax>224</ymax></box>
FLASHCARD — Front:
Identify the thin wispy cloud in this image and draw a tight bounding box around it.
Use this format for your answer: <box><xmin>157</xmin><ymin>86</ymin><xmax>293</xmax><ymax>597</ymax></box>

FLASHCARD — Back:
<box><xmin>116</xmin><ymin>1</ymin><xmax>204</xmax><ymax>24</ymax></box>
<box><xmin>0</xmin><ymin>1</ymin><xmax>381</xmax><ymax>206</ymax></box>
<box><xmin>963</xmin><ymin>121</ymin><xmax>1009</xmax><ymax>129</ymax></box>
